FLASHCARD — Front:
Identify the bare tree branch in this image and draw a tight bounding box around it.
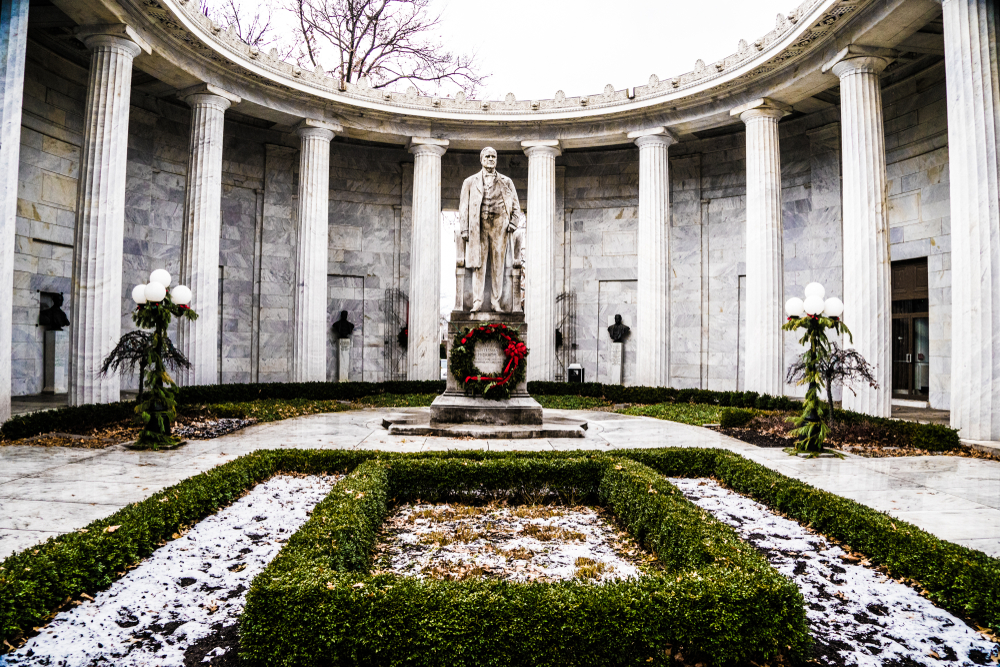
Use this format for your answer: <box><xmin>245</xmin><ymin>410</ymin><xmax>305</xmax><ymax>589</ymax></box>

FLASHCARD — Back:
<box><xmin>202</xmin><ymin>0</ymin><xmax>299</xmax><ymax>60</ymax></box>
<box><xmin>290</xmin><ymin>0</ymin><xmax>487</xmax><ymax>95</ymax></box>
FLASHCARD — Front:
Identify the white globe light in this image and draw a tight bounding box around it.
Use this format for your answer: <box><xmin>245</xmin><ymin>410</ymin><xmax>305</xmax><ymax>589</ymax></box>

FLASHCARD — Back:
<box><xmin>171</xmin><ymin>285</ymin><xmax>192</xmax><ymax>306</ymax></box>
<box><xmin>149</xmin><ymin>269</ymin><xmax>171</xmax><ymax>288</ymax></box>
<box><xmin>144</xmin><ymin>281</ymin><xmax>167</xmax><ymax>303</ymax></box>
<box><xmin>785</xmin><ymin>297</ymin><xmax>805</xmax><ymax>318</ymax></box>
<box><xmin>824</xmin><ymin>297</ymin><xmax>844</xmax><ymax>318</ymax></box>
<box><xmin>804</xmin><ymin>282</ymin><xmax>825</xmax><ymax>300</ymax></box>
<box><xmin>131</xmin><ymin>284</ymin><xmax>147</xmax><ymax>304</ymax></box>
<box><xmin>803</xmin><ymin>295</ymin><xmax>825</xmax><ymax>316</ymax></box>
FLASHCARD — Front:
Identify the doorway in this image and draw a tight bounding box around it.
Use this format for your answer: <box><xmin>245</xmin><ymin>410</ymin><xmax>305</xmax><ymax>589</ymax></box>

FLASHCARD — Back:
<box><xmin>890</xmin><ymin>258</ymin><xmax>929</xmax><ymax>400</ymax></box>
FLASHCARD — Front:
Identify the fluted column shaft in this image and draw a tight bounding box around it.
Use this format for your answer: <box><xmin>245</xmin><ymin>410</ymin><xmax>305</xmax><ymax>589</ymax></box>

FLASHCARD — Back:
<box><xmin>940</xmin><ymin>0</ymin><xmax>1000</xmax><ymax>440</ymax></box>
<box><xmin>828</xmin><ymin>51</ymin><xmax>893</xmax><ymax>417</ymax></box>
<box><xmin>407</xmin><ymin>139</ymin><xmax>447</xmax><ymax>381</ymax></box>
<box><xmin>737</xmin><ymin>102</ymin><xmax>788</xmax><ymax>396</ymax></box>
<box><xmin>292</xmin><ymin>121</ymin><xmax>336</xmax><ymax>382</ymax></box>
<box><xmin>177</xmin><ymin>90</ymin><xmax>235</xmax><ymax>386</ymax></box>
<box><xmin>632</xmin><ymin>131</ymin><xmax>675</xmax><ymax>387</ymax></box>
<box><xmin>69</xmin><ymin>31</ymin><xmax>145</xmax><ymax>406</ymax></box>
<box><xmin>0</xmin><ymin>0</ymin><xmax>29</xmax><ymax>422</ymax></box>
<box><xmin>522</xmin><ymin>141</ymin><xmax>561</xmax><ymax>381</ymax></box>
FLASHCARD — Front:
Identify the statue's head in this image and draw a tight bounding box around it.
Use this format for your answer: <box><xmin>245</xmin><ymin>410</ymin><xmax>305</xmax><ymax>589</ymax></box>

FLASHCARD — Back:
<box><xmin>339</xmin><ymin>310</ymin><xmax>349</xmax><ymax>321</ymax></box>
<box><xmin>51</xmin><ymin>293</ymin><xmax>64</xmax><ymax>308</ymax></box>
<box><xmin>614</xmin><ymin>314</ymin><xmax>623</xmax><ymax>325</ymax></box>
<box><xmin>480</xmin><ymin>147</ymin><xmax>497</xmax><ymax>172</ymax></box>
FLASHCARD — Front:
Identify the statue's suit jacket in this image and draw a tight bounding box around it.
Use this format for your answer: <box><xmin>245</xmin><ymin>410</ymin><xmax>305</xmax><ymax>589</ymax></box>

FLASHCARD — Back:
<box><xmin>458</xmin><ymin>170</ymin><xmax>522</xmax><ymax>269</ymax></box>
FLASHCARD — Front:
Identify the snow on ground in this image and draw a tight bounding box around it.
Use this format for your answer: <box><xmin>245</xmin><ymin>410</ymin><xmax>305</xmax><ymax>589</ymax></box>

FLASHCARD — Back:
<box><xmin>669</xmin><ymin>477</ymin><xmax>999</xmax><ymax>667</ymax></box>
<box><xmin>375</xmin><ymin>503</ymin><xmax>647</xmax><ymax>582</ymax></box>
<box><xmin>4</xmin><ymin>474</ymin><xmax>339</xmax><ymax>667</ymax></box>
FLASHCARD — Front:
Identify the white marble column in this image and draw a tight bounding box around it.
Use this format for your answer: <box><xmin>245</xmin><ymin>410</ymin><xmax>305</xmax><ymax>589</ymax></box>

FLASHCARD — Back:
<box><xmin>823</xmin><ymin>46</ymin><xmax>896</xmax><ymax>417</ymax></box>
<box><xmin>628</xmin><ymin>127</ymin><xmax>677</xmax><ymax>387</ymax></box>
<box><xmin>407</xmin><ymin>137</ymin><xmax>448</xmax><ymax>381</ymax></box>
<box><xmin>732</xmin><ymin>98</ymin><xmax>791</xmax><ymax>397</ymax></box>
<box><xmin>939</xmin><ymin>0</ymin><xmax>1000</xmax><ymax>440</ymax></box>
<box><xmin>176</xmin><ymin>84</ymin><xmax>240</xmax><ymax>387</ymax></box>
<box><xmin>292</xmin><ymin>118</ymin><xmax>339</xmax><ymax>382</ymax></box>
<box><xmin>0</xmin><ymin>0</ymin><xmax>29</xmax><ymax>422</ymax></box>
<box><xmin>69</xmin><ymin>25</ymin><xmax>150</xmax><ymax>406</ymax></box>
<box><xmin>522</xmin><ymin>140</ymin><xmax>561</xmax><ymax>382</ymax></box>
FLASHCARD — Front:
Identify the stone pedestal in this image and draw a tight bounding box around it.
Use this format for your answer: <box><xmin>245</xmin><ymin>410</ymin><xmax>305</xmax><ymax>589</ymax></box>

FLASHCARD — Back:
<box><xmin>608</xmin><ymin>341</ymin><xmax>624</xmax><ymax>385</ymax></box>
<box><xmin>430</xmin><ymin>311</ymin><xmax>542</xmax><ymax>425</ymax></box>
<box><xmin>43</xmin><ymin>330</ymin><xmax>68</xmax><ymax>394</ymax></box>
<box><xmin>337</xmin><ymin>338</ymin><xmax>351</xmax><ymax>382</ymax></box>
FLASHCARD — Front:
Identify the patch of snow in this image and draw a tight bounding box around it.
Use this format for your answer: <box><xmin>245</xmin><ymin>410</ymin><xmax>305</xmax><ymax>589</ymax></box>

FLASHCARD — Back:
<box><xmin>5</xmin><ymin>474</ymin><xmax>339</xmax><ymax>667</ymax></box>
<box><xmin>669</xmin><ymin>477</ymin><xmax>999</xmax><ymax>667</ymax></box>
<box><xmin>376</xmin><ymin>504</ymin><xmax>646</xmax><ymax>583</ymax></box>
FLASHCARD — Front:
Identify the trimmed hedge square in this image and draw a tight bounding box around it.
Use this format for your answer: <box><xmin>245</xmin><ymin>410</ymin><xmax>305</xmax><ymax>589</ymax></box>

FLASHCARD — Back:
<box><xmin>239</xmin><ymin>456</ymin><xmax>810</xmax><ymax>666</ymax></box>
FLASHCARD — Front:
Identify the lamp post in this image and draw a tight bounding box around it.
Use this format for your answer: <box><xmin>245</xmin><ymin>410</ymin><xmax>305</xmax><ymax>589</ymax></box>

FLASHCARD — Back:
<box><xmin>129</xmin><ymin>269</ymin><xmax>197</xmax><ymax>448</ymax></box>
<box><xmin>783</xmin><ymin>282</ymin><xmax>851</xmax><ymax>454</ymax></box>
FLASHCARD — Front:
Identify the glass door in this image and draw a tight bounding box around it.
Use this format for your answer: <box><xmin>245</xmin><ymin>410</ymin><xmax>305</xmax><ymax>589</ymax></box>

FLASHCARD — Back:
<box><xmin>892</xmin><ymin>317</ymin><xmax>912</xmax><ymax>396</ymax></box>
<box><xmin>913</xmin><ymin>317</ymin><xmax>929</xmax><ymax>397</ymax></box>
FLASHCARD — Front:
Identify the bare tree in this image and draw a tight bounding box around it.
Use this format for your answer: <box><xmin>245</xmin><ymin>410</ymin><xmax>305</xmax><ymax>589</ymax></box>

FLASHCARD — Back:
<box><xmin>202</xmin><ymin>0</ymin><xmax>297</xmax><ymax>58</ymax></box>
<box><xmin>290</xmin><ymin>0</ymin><xmax>487</xmax><ymax>94</ymax></box>
<box><xmin>786</xmin><ymin>342</ymin><xmax>880</xmax><ymax>418</ymax></box>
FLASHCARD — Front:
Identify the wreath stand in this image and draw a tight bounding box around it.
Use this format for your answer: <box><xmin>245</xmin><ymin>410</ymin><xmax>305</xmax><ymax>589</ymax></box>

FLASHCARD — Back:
<box><xmin>431</xmin><ymin>311</ymin><xmax>543</xmax><ymax>425</ymax></box>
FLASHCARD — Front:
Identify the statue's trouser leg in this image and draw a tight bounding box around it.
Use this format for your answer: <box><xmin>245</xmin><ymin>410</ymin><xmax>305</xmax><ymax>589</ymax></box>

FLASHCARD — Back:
<box><xmin>489</xmin><ymin>232</ymin><xmax>507</xmax><ymax>311</ymax></box>
<box><xmin>471</xmin><ymin>258</ymin><xmax>487</xmax><ymax>310</ymax></box>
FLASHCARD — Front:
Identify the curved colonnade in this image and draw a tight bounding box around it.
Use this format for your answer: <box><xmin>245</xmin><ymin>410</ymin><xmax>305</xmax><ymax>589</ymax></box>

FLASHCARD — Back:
<box><xmin>0</xmin><ymin>0</ymin><xmax>997</xmax><ymax>441</ymax></box>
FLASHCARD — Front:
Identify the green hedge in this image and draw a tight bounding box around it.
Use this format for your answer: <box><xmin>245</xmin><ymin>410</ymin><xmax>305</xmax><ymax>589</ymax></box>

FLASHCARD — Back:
<box><xmin>718</xmin><ymin>407</ymin><xmax>757</xmax><ymax>428</ymax></box>
<box><xmin>3</xmin><ymin>447</ymin><xmax>996</xmax><ymax>657</ymax></box>
<box><xmin>528</xmin><ymin>381</ymin><xmax>798</xmax><ymax>410</ymax></box>
<box><xmin>240</xmin><ymin>456</ymin><xmax>808</xmax><ymax>666</ymax></box>
<box><xmin>3</xmin><ymin>380</ymin><xmax>960</xmax><ymax>455</ymax></box>
<box><xmin>0</xmin><ymin>381</ymin><xmax>447</xmax><ymax>440</ymax></box>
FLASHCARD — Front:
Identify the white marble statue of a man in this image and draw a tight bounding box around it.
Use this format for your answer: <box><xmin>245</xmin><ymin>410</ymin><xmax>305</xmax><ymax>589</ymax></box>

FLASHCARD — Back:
<box><xmin>458</xmin><ymin>147</ymin><xmax>523</xmax><ymax>312</ymax></box>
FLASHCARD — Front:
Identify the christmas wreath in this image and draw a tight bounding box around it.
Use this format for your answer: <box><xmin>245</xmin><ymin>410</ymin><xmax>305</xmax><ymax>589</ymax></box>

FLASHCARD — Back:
<box><xmin>449</xmin><ymin>323</ymin><xmax>529</xmax><ymax>400</ymax></box>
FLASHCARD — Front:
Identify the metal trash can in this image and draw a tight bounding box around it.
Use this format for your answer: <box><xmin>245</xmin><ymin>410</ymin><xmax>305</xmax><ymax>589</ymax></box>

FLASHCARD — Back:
<box><xmin>568</xmin><ymin>363</ymin><xmax>584</xmax><ymax>383</ymax></box>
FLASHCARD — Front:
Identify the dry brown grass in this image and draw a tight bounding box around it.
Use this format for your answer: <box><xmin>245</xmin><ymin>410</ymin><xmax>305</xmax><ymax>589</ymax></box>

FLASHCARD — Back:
<box><xmin>521</xmin><ymin>523</ymin><xmax>586</xmax><ymax>542</ymax></box>
<box><xmin>510</xmin><ymin>505</ymin><xmax>567</xmax><ymax>519</ymax></box>
<box><xmin>503</xmin><ymin>546</ymin><xmax>535</xmax><ymax>560</ymax></box>
<box><xmin>574</xmin><ymin>556</ymin><xmax>610</xmax><ymax>580</ymax></box>
<box><xmin>417</xmin><ymin>530</ymin><xmax>453</xmax><ymax>546</ymax></box>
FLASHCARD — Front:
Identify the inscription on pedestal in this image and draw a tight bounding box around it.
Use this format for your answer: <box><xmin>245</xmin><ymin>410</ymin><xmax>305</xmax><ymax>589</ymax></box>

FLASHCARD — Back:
<box><xmin>473</xmin><ymin>340</ymin><xmax>506</xmax><ymax>374</ymax></box>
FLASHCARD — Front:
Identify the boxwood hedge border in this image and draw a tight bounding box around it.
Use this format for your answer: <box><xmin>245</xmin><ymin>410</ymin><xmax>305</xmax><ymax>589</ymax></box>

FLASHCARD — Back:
<box><xmin>1</xmin><ymin>448</ymin><xmax>996</xmax><ymax>660</ymax></box>
<box><xmin>0</xmin><ymin>380</ymin><xmax>959</xmax><ymax>453</ymax></box>
<box><xmin>240</xmin><ymin>456</ymin><xmax>809</xmax><ymax>666</ymax></box>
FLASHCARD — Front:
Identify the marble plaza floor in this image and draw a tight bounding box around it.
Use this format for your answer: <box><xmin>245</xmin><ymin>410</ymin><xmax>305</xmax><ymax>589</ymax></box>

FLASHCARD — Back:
<box><xmin>0</xmin><ymin>408</ymin><xmax>998</xmax><ymax>560</ymax></box>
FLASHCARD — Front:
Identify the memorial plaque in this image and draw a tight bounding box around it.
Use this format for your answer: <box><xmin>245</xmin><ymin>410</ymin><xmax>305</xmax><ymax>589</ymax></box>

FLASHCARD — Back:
<box><xmin>473</xmin><ymin>339</ymin><xmax>506</xmax><ymax>374</ymax></box>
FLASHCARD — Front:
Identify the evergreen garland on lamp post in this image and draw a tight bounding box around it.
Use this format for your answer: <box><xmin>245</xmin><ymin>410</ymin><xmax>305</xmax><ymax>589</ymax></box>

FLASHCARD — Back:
<box><xmin>782</xmin><ymin>282</ymin><xmax>851</xmax><ymax>454</ymax></box>
<box><xmin>103</xmin><ymin>270</ymin><xmax>197</xmax><ymax>449</ymax></box>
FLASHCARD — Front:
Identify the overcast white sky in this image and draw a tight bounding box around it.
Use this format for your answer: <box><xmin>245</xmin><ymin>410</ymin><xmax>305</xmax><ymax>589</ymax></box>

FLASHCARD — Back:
<box><xmin>431</xmin><ymin>0</ymin><xmax>797</xmax><ymax>100</ymax></box>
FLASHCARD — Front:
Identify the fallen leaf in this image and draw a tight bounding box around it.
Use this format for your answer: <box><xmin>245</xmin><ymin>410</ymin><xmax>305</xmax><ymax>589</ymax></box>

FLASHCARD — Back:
<box><xmin>352</xmin><ymin>582</ymin><xmax>365</xmax><ymax>588</ymax></box>
<box><xmin>104</xmin><ymin>525</ymin><xmax>121</xmax><ymax>533</ymax></box>
<box><xmin>80</xmin><ymin>593</ymin><xmax>94</xmax><ymax>601</ymax></box>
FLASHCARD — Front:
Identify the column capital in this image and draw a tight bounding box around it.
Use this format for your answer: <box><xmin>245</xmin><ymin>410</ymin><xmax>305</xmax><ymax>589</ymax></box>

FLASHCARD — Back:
<box><xmin>521</xmin><ymin>140</ymin><xmax>561</xmax><ymax>158</ymax></box>
<box><xmin>74</xmin><ymin>24</ymin><xmax>151</xmax><ymax>55</ymax></box>
<box><xmin>628</xmin><ymin>126</ymin><xmax>678</xmax><ymax>148</ymax></box>
<box><xmin>178</xmin><ymin>83</ymin><xmax>241</xmax><ymax>108</ymax></box>
<box><xmin>822</xmin><ymin>45</ymin><xmax>898</xmax><ymax>77</ymax></box>
<box><xmin>295</xmin><ymin>118</ymin><xmax>340</xmax><ymax>140</ymax></box>
<box><xmin>408</xmin><ymin>136</ymin><xmax>449</xmax><ymax>157</ymax></box>
<box><xmin>730</xmin><ymin>97</ymin><xmax>792</xmax><ymax>122</ymax></box>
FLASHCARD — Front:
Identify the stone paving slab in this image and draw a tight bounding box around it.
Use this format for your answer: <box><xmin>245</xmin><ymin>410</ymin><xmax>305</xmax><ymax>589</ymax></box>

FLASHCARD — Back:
<box><xmin>0</xmin><ymin>407</ymin><xmax>996</xmax><ymax>561</ymax></box>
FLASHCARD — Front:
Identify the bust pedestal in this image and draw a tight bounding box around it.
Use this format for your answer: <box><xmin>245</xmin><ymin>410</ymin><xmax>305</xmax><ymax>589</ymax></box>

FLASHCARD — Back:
<box><xmin>337</xmin><ymin>338</ymin><xmax>351</xmax><ymax>382</ymax></box>
<box><xmin>430</xmin><ymin>310</ymin><xmax>542</xmax><ymax>425</ymax></box>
